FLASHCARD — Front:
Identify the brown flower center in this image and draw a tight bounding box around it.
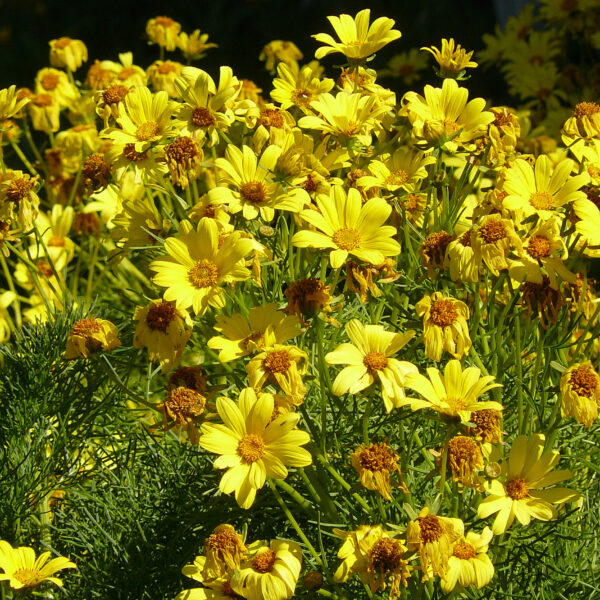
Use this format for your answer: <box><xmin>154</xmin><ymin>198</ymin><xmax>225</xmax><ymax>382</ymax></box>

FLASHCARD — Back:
<box><xmin>574</xmin><ymin>101</ymin><xmax>600</xmax><ymax>119</ymax></box>
<box><xmin>72</xmin><ymin>317</ymin><xmax>102</xmax><ymax>337</ymax></box>
<box><xmin>569</xmin><ymin>365</ymin><xmax>599</xmax><ymax>397</ymax></box>
<box><xmin>206</xmin><ymin>527</ymin><xmax>242</xmax><ymax>553</ymax></box>
<box><xmin>102</xmin><ymin>84</ymin><xmax>128</xmax><ymax>105</ymax></box>
<box><xmin>157</xmin><ymin>62</ymin><xmax>177</xmax><ymax>75</ymax></box>
<box><xmin>6</xmin><ymin>177</ymin><xmax>35</xmax><ymax>202</ymax></box>
<box><xmin>529</xmin><ymin>191</ymin><xmax>554</xmax><ymax>211</ymax></box>
<box><xmin>417</xmin><ymin>514</ymin><xmax>443</xmax><ymax>543</ymax></box>
<box><xmin>385</xmin><ymin>170</ymin><xmax>409</xmax><ymax>186</ymax></box>
<box><xmin>258</xmin><ymin>108</ymin><xmax>284</xmax><ymax>129</ymax></box>
<box><xmin>263</xmin><ymin>349</ymin><xmax>291</xmax><ymax>374</ymax></box>
<box><xmin>452</xmin><ymin>540</ymin><xmax>477</xmax><ymax>560</ymax></box>
<box><xmin>188</xmin><ymin>260</ymin><xmax>219</xmax><ymax>288</ymax></box>
<box><xmin>164</xmin><ymin>387</ymin><xmax>206</xmax><ymax>422</ymax></box>
<box><xmin>145</xmin><ymin>301</ymin><xmax>176</xmax><ymax>332</ymax></box>
<box><xmin>41</xmin><ymin>73</ymin><xmax>59</xmax><ymax>91</ymax></box>
<box><xmin>479</xmin><ymin>219</ymin><xmax>507</xmax><ymax>243</ymax></box>
<box><xmin>404</xmin><ymin>193</ymin><xmax>419</xmax><ymax>212</ymax></box>
<box><xmin>191</xmin><ymin>106</ymin><xmax>216</xmax><ymax>127</ymax></box>
<box><xmin>252</xmin><ymin>549</ymin><xmax>276</xmax><ymax>573</ymax></box>
<box><xmin>421</xmin><ymin>231</ymin><xmax>452</xmax><ymax>267</ymax></box>
<box><xmin>240</xmin><ymin>181</ymin><xmax>267</xmax><ymax>204</ymax></box>
<box><xmin>459</xmin><ymin>229</ymin><xmax>472</xmax><ymax>247</ymax></box>
<box><xmin>238</xmin><ymin>434</ymin><xmax>265</xmax><ymax>463</ymax></box>
<box><xmin>363</xmin><ymin>351</ymin><xmax>388</xmax><ymax>372</ymax></box>
<box><xmin>123</xmin><ymin>143</ymin><xmax>148</xmax><ymax>162</ymax></box>
<box><xmin>470</xmin><ymin>409</ymin><xmax>502</xmax><ymax>443</ymax></box>
<box><xmin>33</xmin><ymin>93</ymin><xmax>53</xmax><ymax>107</ymax></box>
<box><xmin>429</xmin><ymin>299</ymin><xmax>458</xmax><ymax>327</ymax></box>
<box><xmin>526</xmin><ymin>235</ymin><xmax>551</xmax><ymax>259</ymax></box>
<box><xmin>165</xmin><ymin>136</ymin><xmax>201</xmax><ymax>164</ymax></box>
<box><xmin>369</xmin><ymin>538</ymin><xmax>405</xmax><ymax>572</ymax></box>
<box><xmin>291</xmin><ymin>88</ymin><xmax>312</xmax><ymax>107</ymax></box>
<box><xmin>168</xmin><ymin>366</ymin><xmax>207</xmax><ymax>393</ymax></box>
<box><xmin>332</xmin><ymin>227</ymin><xmax>361</xmax><ymax>250</ymax></box>
<box><xmin>358</xmin><ymin>442</ymin><xmax>397</xmax><ymax>472</ymax></box>
<box><xmin>505</xmin><ymin>477</ymin><xmax>529</xmax><ymax>500</ymax></box>
<box><xmin>136</xmin><ymin>121</ymin><xmax>160</xmax><ymax>141</ymax></box>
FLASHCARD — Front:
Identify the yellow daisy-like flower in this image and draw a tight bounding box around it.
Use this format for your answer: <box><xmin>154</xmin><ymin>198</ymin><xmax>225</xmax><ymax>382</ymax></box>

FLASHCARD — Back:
<box><xmin>560</xmin><ymin>361</ymin><xmax>600</xmax><ymax>427</ymax></box>
<box><xmin>292</xmin><ymin>185</ymin><xmax>401</xmax><ymax>268</ymax></box>
<box><xmin>146</xmin><ymin>16</ymin><xmax>182</xmax><ymax>51</ymax></box>
<box><xmin>259</xmin><ymin>40</ymin><xmax>303</xmax><ymax>72</ymax></box>
<box><xmin>571</xmin><ymin>196</ymin><xmax>600</xmax><ymax>258</ymax></box>
<box><xmin>421</xmin><ymin>38</ymin><xmax>477</xmax><ymax>78</ymax></box>
<box><xmin>0</xmin><ymin>541</ymin><xmax>76</xmax><ymax>590</ymax></box>
<box><xmin>441</xmin><ymin>527</ymin><xmax>495</xmax><ymax>593</ymax></box>
<box><xmin>0</xmin><ymin>85</ymin><xmax>30</xmax><ymax>121</ymax></box>
<box><xmin>313</xmin><ymin>9</ymin><xmax>401</xmax><ymax>62</ymax></box>
<box><xmin>333</xmin><ymin>525</ymin><xmax>411</xmax><ymax>598</ymax></box>
<box><xmin>477</xmin><ymin>433</ymin><xmax>580</xmax><ymax>535</ymax></box>
<box><xmin>472</xmin><ymin>214</ymin><xmax>522</xmax><ymax>277</ymax></box>
<box><xmin>158</xmin><ymin>386</ymin><xmax>206</xmax><ymax>445</ymax></box>
<box><xmin>199</xmin><ymin>388</ymin><xmax>312</xmax><ymax>509</ymax></box>
<box><xmin>150</xmin><ymin>218</ymin><xmax>254</xmax><ymax>316</ymax></box>
<box><xmin>147</xmin><ymin>60</ymin><xmax>183</xmax><ymax>98</ymax></box>
<box><xmin>133</xmin><ymin>299</ymin><xmax>193</xmax><ymax>373</ymax></box>
<box><xmin>176</xmin><ymin>29</ymin><xmax>218</xmax><ymax>61</ymax></box>
<box><xmin>49</xmin><ymin>37</ymin><xmax>88</xmax><ymax>71</ymax></box>
<box><xmin>65</xmin><ymin>317</ymin><xmax>121</xmax><ymax>359</ymax></box>
<box><xmin>351</xmin><ymin>442</ymin><xmax>408</xmax><ymax>500</ymax></box>
<box><xmin>35</xmin><ymin>67</ymin><xmax>79</xmax><ymax>108</ymax></box>
<box><xmin>415</xmin><ymin>292</ymin><xmax>472</xmax><ymax>362</ymax></box>
<box><xmin>402</xmin><ymin>78</ymin><xmax>494</xmax><ymax>151</ymax></box>
<box><xmin>208</xmin><ymin>303</ymin><xmax>300</xmax><ymax>363</ymax></box>
<box><xmin>503</xmin><ymin>155</ymin><xmax>589</xmax><ymax>220</ymax></box>
<box><xmin>271</xmin><ymin>61</ymin><xmax>334</xmax><ymax>112</ymax></box>
<box><xmin>325</xmin><ymin>319</ymin><xmax>417</xmax><ymax>412</ymax></box>
<box><xmin>176</xmin><ymin>554</ymin><xmax>238</xmax><ymax>600</ymax></box>
<box><xmin>231</xmin><ymin>539</ymin><xmax>302</xmax><ymax>600</ymax></box>
<box><xmin>404</xmin><ymin>359</ymin><xmax>502</xmax><ymax>421</ymax></box>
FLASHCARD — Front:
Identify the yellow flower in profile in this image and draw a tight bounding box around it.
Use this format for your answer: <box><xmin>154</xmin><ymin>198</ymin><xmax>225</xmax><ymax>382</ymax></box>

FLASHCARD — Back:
<box><xmin>149</xmin><ymin>218</ymin><xmax>254</xmax><ymax>316</ymax></box>
<box><xmin>292</xmin><ymin>185</ymin><xmax>401</xmax><ymax>268</ymax></box>
<box><xmin>477</xmin><ymin>434</ymin><xmax>580</xmax><ymax>535</ymax></box>
<box><xmin>176</xmin><ymin>29</ymin><xmax>218</xmax><ymax>61</ymax></box>
<box><xmin>421</xmin><ymin>38</ymin><xmax>477</xmax><ymax>78</ymax></box>
<box><xmin>472</xmin><ymin>214</ymin><xmax>521</xmax><ymax>277</ymax></box>
<box><xmin>65</xmin><ymin>317</ymin><xmax>121</xmax><ymax>359</ymax></box>
<box><xmin>325</xmin><ymin>319</ymin><xmax>417</xmax><ymax>412</ymax></box>
<box><xmin>146</xmin><ymin>16</ymin><xmax>182</xmax><ymax>51</ymax></box>
<box><xmin>199</xmin><ymin>388</ymin><xmax>312</xmax><ymax>509</ymax></box>
<box><xmin>49</xmin><ymin>37</ymin><xmax>88</xmax><ymax>71</ymax></box>
<box><xmin>415</xmin><ymin>292</ymin><xmax>472</xmax><ymax>362</ymax></box>
<box><xmin>404</xmin><ymin>360</ymin><xmax>502</xmax><ymax>422</ymax></box>
<box><xmin>259</xmin><ymin>40</ymin><xmax>303</xmax><ymax>72</ymax></box>
<box><xmin>0</xmin><ymin>85</ymin><xmax>30</xmax><ymax>121</ymax></box>
<box><xmin>503</xmin><ymin>156</ymin><xmax>588</xmax><ymax>220</ymax></box>
<box><xmin>147</xmin><ymin>60</ymin><xmax>183</xmax><ymax>98</ymax></box>
<box><xmin>560</xmin><ymin>361</ymin><xmax>600</xmax><ymax>427</ymax></box>
<box><xmin>351</xmin><ymin>442</ymin><xmax>408</xmax><ymax>500</ymax></box>
<box><xmin>201</xmin><ymin>524</ymin><xmax>247</xmax><ymax>580</ymax></box>
<box><xmin>0</xmin><ymin>541</ymin><xmax>76</xmax><ymax>590</ymax></box>
<box><xmin>208</xmin><ymin>303</ymin><xmax>300</xmax><ymax>362</ymax></box>
<box><xmin>333</xmin><ymin>525</ymin><xmax>411</xmax><ymax>598</ymax></box>
<box><xmin>441</xmin><ymin>527</ymin><xmax>495</xmax><ymax>593</ymax></box>
<box><xmin>176</xmin><ymin>555</ymin><xmax>238</xmax><ymax>600</ymax></box>
<box><xmin>313</xmin><ymin>9</ymin><xmax>401</xmax><ymax>61</ymax></box>
<box><xmin>231</xmin><ymin>539</ymin><xmax>302</xmax><ymax>600</ymax></box>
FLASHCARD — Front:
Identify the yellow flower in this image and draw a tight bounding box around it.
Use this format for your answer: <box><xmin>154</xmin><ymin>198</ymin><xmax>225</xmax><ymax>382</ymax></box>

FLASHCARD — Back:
<box><xmin>147</xmin><ymin>60</ymin><xmax>183</xmax><ymax>98</ymax></box>
<box><xmin>176</xmin><ymin>555</ymin><xmax>238</xmax><ymax>600</ymax></box>
<box><xmin>402</xmin><ymin>78</ymin><xmax>494</xmax><ymax>151</ymax></box>
<box><xmin>49</xmin><ymin>37</ymin><xmax>88</xmax><ymax>71</ymax></box>
<box><xmin>65</xmin><ymin>317</ymin><xmax>121</xmax><ymax>359</ymax></box>
<box><xmin>421</xmin><ymin>38</ymin><xmax>477</xmax><ymax>78</ymax></box>
<box><xmin>0</xmin><ymin>290</ymin><xmax>15</xmax><ymax>343</ymax></box>
<box><xmin>503</xmin><ymin>156</ymin><xmax>589</xmax><ymax>220</ymax></box>
<box><xmin>292</xmin><ymin>185</ymin><xmax>401</xmax><ymax>268</ymax></box>
<box><xmin>199</xmin><ymin>388</ymin><xmax>311</xmax><ymax>509</ymax></box>
<box><xmin>133</xmin><ymin>299</ymin><xmax>193</xmax><ymax>373</ymax></box>
<box><xmin>351</xmin><ymin>442</ymin><xmax>408</xmax><ymax>500</ymax></box>
<box><xmin>313</xmin><ymin>9</ymin><xmax>401</xmax><ymax>61</ymax></box>
<box><xmin>560</xmin><ymin>361</ymin><xmax>600</xmax><ymax>427</ymax></box>
<box><xmin>378</xmin><ymin>49</ymin><xmax>428</xmax><ymax>84</ymax></box>
<box><xmin>404</xmin><ymin>359</ymin><xmax>502</xmax><ymax>421</ymax></box>
<box><xmin>571</xmin><ymin>195</ymin><xmax>600</xmax><ymax>258</ymax></box>
<box><xmin>146</xmin><ymin>16</ymin><xmax>182</xmax><ymax>51</ymax></box>
<box><xmin>477</xmin><ymin>433</ymin><xmax>580</xmax><ymax>534</ymax></box>
<box><xmin>259</xmin><ymin>40</ymin><xmax>303</xmax><ymax>72</ymax></box>
<box><xmin>0</xmin><ymin>541</ymin><xmax>76</xmax><ymax>590</ymax></box>
<box><xmin>472</xmin><ymin>214</ymin><xmax>522</xmax><ymax>277</ymax></box>
<box><xmin>35</xmin><ymin>67</ymin><xmax>79</xmax><ymax>108</ymax></box>
<box><xmin>158</xmin><ymin>386</ymin><xmax>206</xmax><ymax>445</ymax></box>
<box><xmin>333</xmin><ymin>525</ymin><xmax>411</xmax><ymax>598</ymax></box>
<box><xmin>445</xmin><ymin>229</ymin><xmax>479</xmax><ymax>283</ymax></box>
<box><xmin>208</xmin><ymin>303</ymin><xmax>300</xmax><ymax>362</ymax></box>
<box><xmin>150</xmin><ymin>218</ymin><xmax>254</xmax><ymax>316</ymax></box>
<box><xmin>176</xmin><ymin>29</ymin><xmax>218</xmax><ymax>60</ymax></box>
<box><xmin>445</xmin><ymin>435</ymin><xmax>484</xmax><ymax>489</ymax></box>
<box><xmin>231</xmin><ymin>539</ymin><xmax>302</xmax><ymax>600</ymax></box>
<box><xmin>441</xmin><ymin>527</ymin><xmax>495</xmax><ymax>592</ymax></box>
<box><xmin>415</xmin><ymin>292</ymin><xmax>472</xmax><ymax>362</ymax></box>
<box><xmin>0</xmin><ymin>85</ymin><xmax>30</xmax><ymax>121</ymax></box>
<box><xmin>325</xmin><ymin>319</ymin><xmax>416</xmax><ymax>412</ymax></box>
<box><xmin>201</xmin><ymin>524</ymin><xmax>246</xmax><ymax>580</ymax></box>
<box><xmin>0</xmin><ymin>169</ymin><xmax>40</xmax><ymax>231</ymax></box>
<box><xmin>271</xmin><ymin>61</ymin><xmax>334</xmax><ymax>112</ymax></box>
<box><xmin>28</xmin><ymin>93</ymin><xmax>60</xmax><ymax>133</ymax></box>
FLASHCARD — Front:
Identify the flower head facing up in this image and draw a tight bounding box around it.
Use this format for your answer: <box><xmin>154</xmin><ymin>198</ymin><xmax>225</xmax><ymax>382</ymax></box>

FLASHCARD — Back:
<box><xmin>313</xmin><ymin>9</ymin><xmax>401</xmax><ymax>62</ymax></box>
<box><xmin>199</xmin><ymin>388</ymin><xmax>311</xmax><ymax>509</ymax></box>
<box><xmin>477</xmin><ymin>433</ymin><xmax>581</xmax><ymax>534</ymax></box>
<box><xmin>65</xmin><ymin>317</ymin><xmax>120</xmax><ymax>359</ymax></box>
<box><xmin>0</xmin><ymin>541</ymin><xmax>76</xmax><ymax>590</ymax></box>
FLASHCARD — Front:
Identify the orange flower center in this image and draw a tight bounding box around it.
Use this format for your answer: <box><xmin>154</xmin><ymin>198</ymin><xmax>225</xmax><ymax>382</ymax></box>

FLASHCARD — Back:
<box><xmin>238</xmin><ymin>434</ymin><xmax>265</xmax><ymax>463</ymax></box>
<box><xmin>385</xmin><ymin>169</ymin><xmax>409</xmax><ymax>186</ymax></box>
<box><xmin>404</xmin><ymin>193</ymin><xmax>419</xmax><ymax>212</ymax></box>
<box><xmin>157</xmin><ymin>63</ymin><xmax>177</xmax><ymax>75</ymax></box>
<box><xmin>470</xmin><ymin>409</ymin><xmax>502</xmax><ymax>443</ymax></box>
<box><xmin>291</xmin><ymin>88</ymin><xmax>312</xmax><ymax>107</ymax></box>
<box><xmin>41</xmin><ymin>73</ymin><xmax>59</xmax><ymax>90</ymax></box>
<box><xmin>417</xmin><ymin>514</ymin><xmax>443</xmax><ymax>543</ymax></box>
<box><xmin>357</xmin><ymin>442</ymin><xmax>397</xmax><ymax>472</ymax></box>
<box><xmin>479</xmin><ymin>219</ymin><xmax>507</xmax><ymax>243</ymax></box>
<box><xmin>191</xmin><ymin>107</ymin><xmax>216</xmax><ymax>127</ymax></box>
<box><xmin>505</xmin><ymin>477</ymin><xmax>529</xmax><ymax>500</ymax></box>
<box><xmin>117</xmin><ymin>67</ymin><xmax>136</xmax><ymax>81</ymax></box>
<box><xmin>529</xmin><ymin>191</ymin><xmax>554</xmax><ymax>211</ymax></box>
<box><xmin>443</xmin><ymin>118</ymin><xmax>460</xmax><ymax>135</ymax></box>
<box><xmin>145</xmin><ymin>301</ymin><xmax>176</xmax><ymax>332</ymax></box>
<box><xmin>48</xmin><ymin>236</ymin><xmax>65</xmax><ymax>247</ymax></box>
<box><xmin>569</xmin><ymin>365</ymin><xmax>599</xmax><ymax>397</ymax></box>
<box><xmin>54</xmin><ymin>37</ymin><xmax>72</xmax><ymax>49</ymax></box>
<box><xmin>251</xmin><ymin>549</ymin><xmax>276</xmax><ymax>573</ymax></box>
<box><xmin>155</xmin><ymin>16</ymin><xmax>175</xmax><ymax>27</ymax></box>
<box><xmin>369</xmin><ymin>537</ymin><xmax>405</xmax><ymax>572</ymax></box>
<box><xmin>263</xmin><ymin>349</ymin><xmax>291</xmax><ymax>374</ymax></box>
<box><xmin>164</xmin><ymin>387</ymin><xmax>206</xmax><ymax>422</ymax></box>
<box><xmin>452</xmin><ymin>540</ymin><xmax>477</xmax><ymax>560</ymax></box>
<box><xmin>206</xmin><ymin>527</ymin><xmax>243</xmax><ymax>553</ymax></box>
<box><xmin>72</xmin><ymin>317</ymin><xmax>102</xmax><ymax>337</ymax></box>
<box><xmin>7</xmin><ymin>177</ymin><xmax>34</xmax><ymax>202</ymax></box>
<box><xmin>443</xmin><ymin>396</ymin><xmax>466</xmax><ymax>413</ymax></box>
<box><xmin>136</xmin><ymin>121</ymin><xmax>160</xmax><ymax>141</ymax></box>
<box><xmin>188</xmin><ymin>260</ymin><xmax>219</xmax><ymax>288</ymax></box>
<box><xmin>526</xmin><ymin>235</ymin><xmax>551</xmax><ymax>259</ymax></box>
<box><xmin>259</xmin><ymin>109</ymin><xmax>284</xmax><ymax>129</ymax></box>
<box><xmin>363</xmin><ymin>351</ymin><xmax>388</xmax><ymax>372</ymax></box>
<box><xmin>429</xmin><ymin>299</ymin><xmax>458</xmax><ymax>327</ymax></box>
<box><xmin>332</xmin><ymin>227</ymin><xmax>361</xmax><ymax>250</ymax></box>
<box><xmin>123</xmin><ymin>143</ymin><xmax>148</xmax><ymax>162</ymax></box>
<box><xmin>165</xmin><ymin>136</ymin><xmax>201</xmax><ymax>165</ymax></box>
<box><xmin>240</xmin><ymin>181</ymin><xmax>267</xmax><ymax>204</ymax></box>
<box><xmin>33</xmin><ymin>93</ymin><xmax>53</xmax><ymax>107</ymax></box>
<box><xmin>13</xmin><ymin>568</ymin><xmax>43</xmax><ymax>587</ymax></box>
<box><xmin>574</xmin><ymin>101</ymin><xmax>600</xmax><ymax>119</ymax></box>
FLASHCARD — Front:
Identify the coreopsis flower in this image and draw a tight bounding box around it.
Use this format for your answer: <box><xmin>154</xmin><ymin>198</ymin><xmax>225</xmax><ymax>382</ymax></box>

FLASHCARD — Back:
<box><xmin>146</xmin><ymin>16</ymin><xmax>182</xmax><ymax>51</ymax></box>
<box><xmin>201</xmin><ymin>524</ymin><xmax>246</xmax><ymax>580</ymax></box>
<box><xmin>176</xmin><ymin>29</ymin><xmax>218</xmax><ymax>60</ymax></box>
<box><xmin>147</xmin><ymin>60</ymin><xmax>183</xmax><ymax>97</ymax></box>
<box><xmin>168</xmin><ymin>365</ymin><xmax>207</xmax><ymax>394</ymax></box>
<box><xmin>0</xmin><ymin>541</ymin><xmax>76</xmax><ymax>590</ymax></box>
<box><xmin>420</xmin><ymin>231</ymin><xmax>453</xmax><ymax>274</ymax></box>
<box><xmin>472</xmin><ymin>214</ymin><xmax>521</xmax><ymax>277</ymax></box>
<box><xmin>247</xmin><ymin>345</ymin><xmax>308</xmax><ymax>404</ymax></box>
<box><xmin>149</xmin><ymin>218</ymin><xmax>254</xmax><ymax>316</ymax></box>
<box><xmin>560</xmin><ymin>361</ymin><xmax>600</xmax><ymax>427</ymax></box>
<box><xmin>441</xmin><ymin>528</ymin><xmax>495</xmax><ymax>593</ymax></box>
<box><xmin>313</xmin><ymin>9</ymin><xmax>401</xmax><ymax>62</ymax></box>
<box><xmin>503</xmin><ymin>155</ymin><xmax>588</xmax><ymax>220</ymax></box>
<box><xmin>292</xmin><ymin>185</ymin><xmax>401</xmax><ymax>268</ymax></box>
<box><xmin>379</xmin><ymin>49</ymin><xmax>428</xmax><ymax>84</ymax></box>
<box><xmin>333</xmin><ymin>525</ymin><xmax>411</xmax><ymax>598</ymax></box>
<box><xmin>404</xmin><ymin>360</ymin><xmax>502</xmax><ymax>422</ymax></box>
<box><xmin>259</xmin><ymin>40</ymin><xmax>303</xmax><ymax>72</ymax></box>
<box><xmin>477</xmin><ymin>433</ymin><xmax>581</xmax><ymax>535</ymax></box>
<box><xmin>562</xmin><ymin>101</ymin><xmax>600</xmax><ymax>141</ymax></box>
<box><xmin>571</xmin><ymin>196</ymin><xmax>600</xmax><ymax>258</ymax></box>
<box><xmin>231</xmin><ymin>539</ymin><xmax>302</xmax><ymax>600</ymax></box>
<box><xmin>28</xmin><ymin>93</ymin><xmax>60</xmax><ymax>133</ymax></box>
<box><xmin>405</xmin><ymin>508</ymin><xmax>462</xmax><ymax>582</ymax></box>
<box><xmin>402</xmin><ymin>78</ymin><xmax>494</xmax><ymax>151</ymax></box>
<box><xmin>421</xmin><ymin>38</ymin><xmax>477</xmax><ymax>78</ymax></box>
<box><xmin>208</xmin><ymin>303</ymin><xmax>300</xmax><ymax>362</ymax></box>
<box><xmin>133</xmin><ymin>299</ymin><xmax>193</xmax><ymax>373</ymax></box>
<box><xmin>271</xmin><ymin>61</ymin><xmax>334</xmax><ymax>112</ymax></box>
<box><xmin>351</xmin><ymin>442</ymin><xmax>408</xmax><ymax>500</ymax></box>
<box><xmin>415</xmin><ymin>292</ymin><xmax>472</xmax><ymax>362</ymax></box>
<box><xmin>0</xmin><ymin>170</ymin><xmax>40</xmax><ymax>230</ymax></box>
<box><xmin>49</xmin><ymin>37</ymin><xmax>88</xmax><ymax>71</ymax></box>
<box><xmin>445</xmin><ymin>435</ymin><xmax>484</xmax><ymax>488</ymax></box>
<box><xmin>65</xmin><ymin>317</ymin><xmax>120</xmax><ymax>359</ymax></box>
<box><xmin>325</xmin><ymin>319</ymin><xmax>417</xmax><ymax>412</ymax></box>
<box><xmin>445</xmin><ymin>229</ymin><xmax>479</xmax><ymax>283</ymax></box>
<box><xmin>285</xmin><ymin>277</ymin><xmax>333</xmax><ymax>322</ymax></box>
<box><xmin>520</xmin><ymin>276</ymin><xmax>566</xmax><ymax>328</ymax></box>
<box><xmin>199</xmin><ymin>388</ymin><xmax>311</xmax><ymax>508</ymax></box>
<box><xmin>35</xmin><ymin>68</ymin><xmax>79</xmax><ymax>107</ymax></box>
<box><xmin>176</xmin><ymin>554</ymin><xmax>238</xmax><ymax>600</ymax></box>
<box><xmin>158</xmin><ymin>386</ymin><xmax>206</xmax><ymax>444</ymax></box>
<box><xmin>469</xmin><ymin>409</ymin><xmax>503</xmax><ymax>444</ymax></box>
<box><xmin>487</xmin><ymin>106</ymin><xmax>520</xmax><ymax>164</ymax></box>
<box><xmin>0</xmin><ymin>85</ymin><xmax>30</xmax><ymax>120</ymax></box>
<box><xmin>163</xmin><ymin>136</ymin><xmax>204</xmax><ymax>189</ymax></box>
